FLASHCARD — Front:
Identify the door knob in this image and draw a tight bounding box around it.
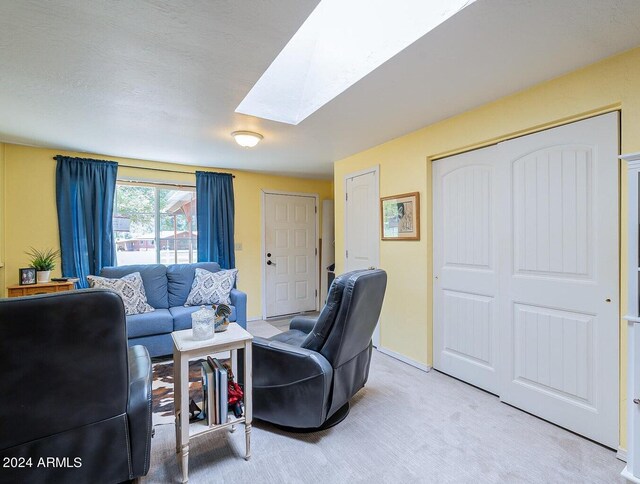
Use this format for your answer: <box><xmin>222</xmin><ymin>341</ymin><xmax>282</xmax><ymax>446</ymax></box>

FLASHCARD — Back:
<box><xmin>267</xmin><ymin>260</ymin><xmax>276</xmax><ymax>266</ymax></box>
<box><xmin>606</xmin><ymin>298</ymin><xmax>611</xmax><ymax>303</ymax></box>
<box><xmin>267</xmin><ymin>252</ymin><xmax>272</xmax><ymax>257</ymax></box>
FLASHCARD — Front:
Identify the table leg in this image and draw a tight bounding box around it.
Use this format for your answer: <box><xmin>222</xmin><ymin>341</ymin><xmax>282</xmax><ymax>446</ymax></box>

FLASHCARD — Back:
<box><xmin>230</xmin><ymin>348</ymin><xmax>238</xmax><ymax>433</ymax></box>
<box><xmin>245</xmin><ymin>424</ymin><xmax>251</xmax><ymax>461</ymax></box>
<box><xmin>244</xmin><ymin>341</ymin><xmax>252</xmax><ymax>460</ymax></box>
<box><xmin>177</xmin><ymin>353</ymin><xmax>190</xmax><ymax>481</ymax></box>
<box><xmin>181</xmin><ymin>443</ymin><xmax>189</xmax><ymax>483</ymax></box>
<box><xmin>174</xmin><ymin>347</ymin><xmax>181</xmax><ymax>454</ymax></box>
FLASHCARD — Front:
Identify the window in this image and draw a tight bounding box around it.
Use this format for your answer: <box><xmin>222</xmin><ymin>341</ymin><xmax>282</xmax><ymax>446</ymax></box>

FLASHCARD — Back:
<box><xmin>113</xmin><ymin>183</ymin><xmax>197</xmax><ymax>266</ymax></box>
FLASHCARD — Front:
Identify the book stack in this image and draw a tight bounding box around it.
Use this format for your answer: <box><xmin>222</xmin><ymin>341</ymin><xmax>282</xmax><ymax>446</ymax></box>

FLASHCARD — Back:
<box><xmin>200</xmin><ymin>357</ymin><xmax>228</xmax><ymax>425</ymax></box>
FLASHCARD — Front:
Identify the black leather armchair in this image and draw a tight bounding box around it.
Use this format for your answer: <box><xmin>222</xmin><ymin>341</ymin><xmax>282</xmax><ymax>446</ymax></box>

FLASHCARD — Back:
<box><xmin>253</xmin><ymin>269</ymin><xmax>387</xmax><ymax>430</ymax></box>
<box><xmin>0</xmin><ymin>289</ymin><xmax>153</xmax><ymax>484</ymax></box>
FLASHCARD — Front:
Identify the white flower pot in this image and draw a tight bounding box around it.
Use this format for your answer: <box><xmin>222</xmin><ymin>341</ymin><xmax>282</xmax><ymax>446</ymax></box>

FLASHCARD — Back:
<box><xmin>36</xmin><ymin>270</ymin><xmax>51</xmax><ymax>283</ymax></box>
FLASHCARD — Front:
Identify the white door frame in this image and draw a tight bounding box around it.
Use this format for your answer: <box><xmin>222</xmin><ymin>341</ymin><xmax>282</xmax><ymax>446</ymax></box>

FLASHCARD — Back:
<box><xmin>344</xmin><ymin>166</ymin><xmax>381</xmax><ymax>346</ymax></box>
<box><xmin>261</xmin><ymin>189</ymin><xmax>320</xmax><ymax>320</ymax></box>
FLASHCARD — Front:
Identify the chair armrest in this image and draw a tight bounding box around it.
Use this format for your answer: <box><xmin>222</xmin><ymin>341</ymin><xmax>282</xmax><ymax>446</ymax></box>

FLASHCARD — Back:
<box><xmin>252</xmin><ymin>336</ymin><xmax>332</xmax><ymax>387</ymax></box>
<box><xmin>252</xmin><ymin>337</ymin><xmax>333</xmax><ymax>427</ymax></box>
<box><xmin>127</xmin><ymin>345</ymin><xmax>152</xmax><ymax>479</ymax></box>
<box><xmin>289</xmin><ymin>316</ymin><xmax>318</xmax><ymax>334</ymax></box>
<box><xmin>230</xmin><ymin>288</ymin><xmax>247</xmax><ymax>329</ymax></box>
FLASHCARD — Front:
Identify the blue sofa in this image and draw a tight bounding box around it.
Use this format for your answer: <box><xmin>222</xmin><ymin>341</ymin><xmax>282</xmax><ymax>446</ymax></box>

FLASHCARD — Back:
<box><xmin>100</xmin><ymin>262</ymin><xmax>247</xmax><ymax>357</ymax></box>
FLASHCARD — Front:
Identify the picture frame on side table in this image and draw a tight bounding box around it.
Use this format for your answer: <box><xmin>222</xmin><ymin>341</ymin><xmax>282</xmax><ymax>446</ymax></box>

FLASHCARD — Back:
<box><xmin>380</xmin><ymin>192</ymin><xmax>420</xmax><ymax>241</ymax></box>
<box><xmin>19</xmin><ymin>268</ymin><xmax>37</xmax><ymax>285</ymax></box>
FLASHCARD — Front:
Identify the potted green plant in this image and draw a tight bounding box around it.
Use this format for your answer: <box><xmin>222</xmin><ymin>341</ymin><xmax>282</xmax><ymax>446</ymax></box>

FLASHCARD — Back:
<box><xmin>25</xmin><ymin>247</ymin><xmax>59</xmax><ymax>283</ymax></box>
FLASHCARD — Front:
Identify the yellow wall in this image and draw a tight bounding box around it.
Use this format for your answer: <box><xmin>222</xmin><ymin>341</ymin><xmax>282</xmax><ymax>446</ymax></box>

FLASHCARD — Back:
<box><xmin>334</xmin><ymin>45</ymin><xmax>640</xmax><ymax>449</ymax></box>
<box><xmin>2</xmin><ymin>144</ymin><xmax>333</xmax><ymax>319</ymax></box>
<box><xmin>0</xmin><ymin>143</ymin><xmax>5</xmax><ymax>296</ymax></box>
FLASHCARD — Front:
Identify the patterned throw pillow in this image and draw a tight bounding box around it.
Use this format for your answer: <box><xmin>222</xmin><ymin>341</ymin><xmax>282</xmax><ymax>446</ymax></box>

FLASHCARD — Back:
<box><xmin>185</xmin><ymin>268</ymin><xmax>238</xmax><ymax>306</ymax></box>
<box><xmin>87</xmin><ymin>272</ymin><xmax>155</xmax><ymax>316</ymax></box>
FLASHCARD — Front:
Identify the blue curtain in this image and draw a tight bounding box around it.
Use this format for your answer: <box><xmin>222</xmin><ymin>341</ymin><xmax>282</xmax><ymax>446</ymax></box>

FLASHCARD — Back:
<box><xmin>196</xmin><ymin>171</ymin><xmax>235</xmax><ymax>268</ymax></box>
<box><xmin>55</xmin><ymin>156</ymin><xmax>118</xmax><ymax>288</ymax></box>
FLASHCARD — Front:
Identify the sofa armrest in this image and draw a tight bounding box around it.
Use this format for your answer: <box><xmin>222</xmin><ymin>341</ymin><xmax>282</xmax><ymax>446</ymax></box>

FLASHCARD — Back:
<box><xmin>127</xmin><ymin>345</ymin><xmax>152</xmax><ymax>479</ymax></box>
<box><xmin>289</xmin><ymin>316</ymin><xmax>318</xmax><ymax>334</ymax></box>
<box><xmin>230</xmin><ymin>288</ymin><xmax>247</xmax><ymax>329</ymax></box>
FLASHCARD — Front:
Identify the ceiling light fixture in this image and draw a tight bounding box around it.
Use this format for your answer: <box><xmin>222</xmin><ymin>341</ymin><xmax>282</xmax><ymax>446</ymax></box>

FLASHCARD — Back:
<box><xmin>231</xmin><ymin>130</ymin><xmax>263</xmax><ymax>148</ymax></box>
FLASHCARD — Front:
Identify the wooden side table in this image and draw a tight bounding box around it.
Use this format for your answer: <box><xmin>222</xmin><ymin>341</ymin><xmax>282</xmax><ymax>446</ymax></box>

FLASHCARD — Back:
<box><xmin>7</xmin><ymin>281</ymin><xmax>75</xmax><ymax>297</ymax></box>
<box><xmin>172</xmin><ymin>324</ymin><xmax>253</xmax><ymax>483</ymax></box>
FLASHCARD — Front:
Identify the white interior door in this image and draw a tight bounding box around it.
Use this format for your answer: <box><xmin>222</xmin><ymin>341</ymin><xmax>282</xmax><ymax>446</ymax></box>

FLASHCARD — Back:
<box><xmin>498</xmin><ymin>113</ymin><xmax>619</xmax><ymax>448</ymax></box>
<box><xmin>433</xmin><ymin>145</ymin><xmax>500</xmax><ymax>394</ymax></box>
<box><xmin>345</xmin><ymin>170</ymin><xmax>379</xmax><ymax>271</ymax></box>
<box><xmin>433</xmin><ymin>112</ymin><xmax>619</xmax><ymax>447</ymax></box>
<box><xmin>264</xmin><ymin>193</ymin><xmax>317</xmax><ymax>318</ymax></box>
<box><xmin>345</xmin><ymin>168</ymin><xmax>380</xmax><ymax>345</ymax></box>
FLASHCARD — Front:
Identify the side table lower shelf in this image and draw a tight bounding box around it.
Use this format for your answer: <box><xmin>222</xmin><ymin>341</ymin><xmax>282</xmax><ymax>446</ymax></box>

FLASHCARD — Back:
<box><xmin>188</xmin><ymin>415</ymin><xmax>246</xmax><ymax>437</ymax></box>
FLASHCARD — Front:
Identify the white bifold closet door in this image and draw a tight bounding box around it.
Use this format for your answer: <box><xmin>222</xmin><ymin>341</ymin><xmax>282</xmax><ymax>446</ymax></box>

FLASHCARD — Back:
<box><xmin>433</xmin><ymin>112</ymin><xmax>619</xmax><ymax>448</ymax></box>
<box><xmin>433</xmin><ymin>144</ymin><xmax>501</xmax><ymax>394</ymax></box>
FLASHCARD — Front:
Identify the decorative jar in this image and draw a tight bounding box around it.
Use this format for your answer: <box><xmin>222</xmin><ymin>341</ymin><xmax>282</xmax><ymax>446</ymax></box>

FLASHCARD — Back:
<box><xmin>191</xmin><ymin>306</ymin><xmax>215</xmax><ymax>340</ymax></box>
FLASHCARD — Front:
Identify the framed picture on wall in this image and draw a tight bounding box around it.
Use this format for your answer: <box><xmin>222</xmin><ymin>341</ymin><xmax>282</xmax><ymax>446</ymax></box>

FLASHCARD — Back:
<box><xmin>380</xmin><ymin>192</ymin><xmax>420</xmax><ymax>241</ymax></box>
<box><xmin>19</xmin><ymin>267</ymin><xmax>37</xmax><ymax>285</ymax></box>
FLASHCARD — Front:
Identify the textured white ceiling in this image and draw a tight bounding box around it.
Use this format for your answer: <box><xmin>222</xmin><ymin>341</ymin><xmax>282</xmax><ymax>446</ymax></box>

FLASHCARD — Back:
<box><xmin>0</xmin><ymin>0</ymin><xmax>639</xmax><ymax>178</ymax></box>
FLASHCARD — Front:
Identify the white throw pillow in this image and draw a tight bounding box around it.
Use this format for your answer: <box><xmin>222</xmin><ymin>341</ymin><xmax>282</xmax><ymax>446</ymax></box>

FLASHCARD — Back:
<box><xmin>185</xmin><ymin>268</ymin><xmax>238</xmax><ymax>306</ymax></box>
<box><xmin>87</xmin><ymin>272</ymin><xmax>155</xmax><ymax>316</ymax></box>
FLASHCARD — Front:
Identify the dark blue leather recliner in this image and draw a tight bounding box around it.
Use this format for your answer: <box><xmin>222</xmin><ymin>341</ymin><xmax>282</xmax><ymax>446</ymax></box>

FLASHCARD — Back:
<box><xmin>252</xmin><ymin>269</ymin><xmax>387</xmax><ymax>430</ymax></box>
<box><xmin>0</xmin><ymin>289</ymin><xmax>152</xmax><ymax>484</ymax></box>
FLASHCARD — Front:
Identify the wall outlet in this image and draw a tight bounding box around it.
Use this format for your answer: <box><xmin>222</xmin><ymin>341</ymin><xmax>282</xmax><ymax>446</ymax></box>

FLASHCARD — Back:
<box><xmin>234</xmin><ymin>242</ymin><xmax>242</xmax><ymax>251</ymax></box>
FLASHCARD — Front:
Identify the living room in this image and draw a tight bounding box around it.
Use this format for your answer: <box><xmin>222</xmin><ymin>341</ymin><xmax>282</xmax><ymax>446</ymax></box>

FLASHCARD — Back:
<box><xmin>2</xmin><ymin>1</ymin><xmax>640</xmax><ymax>483</ymax></box>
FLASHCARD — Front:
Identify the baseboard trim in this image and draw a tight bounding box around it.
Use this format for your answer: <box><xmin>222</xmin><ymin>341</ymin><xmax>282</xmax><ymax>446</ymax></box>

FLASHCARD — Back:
<box><xmin>376</xmin><ymin>346</ymin><xmax>431</xmax><ymax>373</ymax></box>
<box><xmin>622</xmin><ymin>465</ymin><xmax>640</xmax><ymax>483</ymax></box>
<box><xmin>246</xmin><ymin>317</ymin><xmax>262</xmax><ymax>322</ymax></box>
<box><xmin>619</xmin><ymin>447</ymin><xmax>628</xmax><ymax>462</ymax></box>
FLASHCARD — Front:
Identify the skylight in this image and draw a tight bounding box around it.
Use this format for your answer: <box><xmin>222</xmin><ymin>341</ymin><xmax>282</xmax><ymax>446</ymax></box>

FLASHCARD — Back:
<box><xmin>236</xmin><ymin>0</ymin><xmax>476</xmax><ymax>125</ymax></box>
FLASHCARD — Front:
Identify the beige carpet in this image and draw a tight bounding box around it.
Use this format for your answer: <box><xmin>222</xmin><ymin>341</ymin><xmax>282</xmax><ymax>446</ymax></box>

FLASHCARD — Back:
<box><xmin>142</xmin><ymin>347</ymin><xmax>624</xmax><ymax>483</ymax></box>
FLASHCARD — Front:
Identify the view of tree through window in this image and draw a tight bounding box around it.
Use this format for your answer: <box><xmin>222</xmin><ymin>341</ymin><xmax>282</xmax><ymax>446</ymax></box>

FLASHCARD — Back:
<box><xmin>114</xmin><ymin>183</ymin><xmax>197</xmax><ymax>265</ymax></box>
